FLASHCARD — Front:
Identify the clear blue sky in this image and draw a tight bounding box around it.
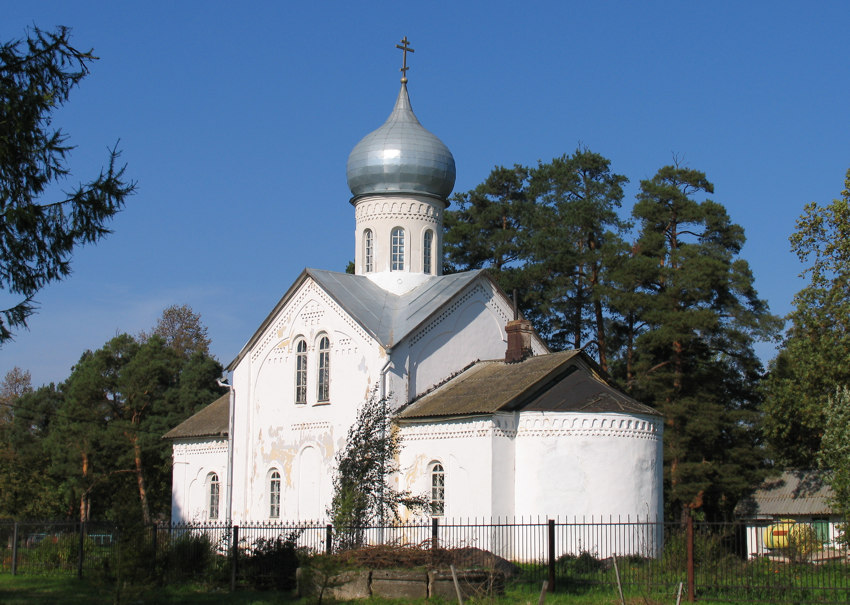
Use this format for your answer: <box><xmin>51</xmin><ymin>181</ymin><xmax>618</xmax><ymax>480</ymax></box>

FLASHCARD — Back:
<box><xmin>3</xmin><ymin>1</ymin><xmax>849</xmax><ymax>388</ymax></box>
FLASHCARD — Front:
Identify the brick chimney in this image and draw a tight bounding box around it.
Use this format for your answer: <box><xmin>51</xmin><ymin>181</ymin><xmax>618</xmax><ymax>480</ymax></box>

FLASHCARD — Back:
<box><xmin>505</xmin><ymin>319</ymin><xmax>533</xmax><ymax>363</ymax></box>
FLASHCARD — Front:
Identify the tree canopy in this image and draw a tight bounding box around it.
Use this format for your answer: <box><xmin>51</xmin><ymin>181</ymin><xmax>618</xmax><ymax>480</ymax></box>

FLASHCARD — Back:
<box><xmin>762</xmin><ymin>169</ymin><xmax>850</xmax><ymax>467</ymax></box>
<box><xmin>0</xmin><ymin>25</ymin><xmax>134</xmax><ymax>344</ymax></box>
<box><xmin>0</xmin><ymin>308</ymin><xmax>222</xmax><ymax>522</ymax></box>
<box><xmin>445</xmin><ymin>155</ymin><xmax>781</xmax><ymax>520</ymax></box>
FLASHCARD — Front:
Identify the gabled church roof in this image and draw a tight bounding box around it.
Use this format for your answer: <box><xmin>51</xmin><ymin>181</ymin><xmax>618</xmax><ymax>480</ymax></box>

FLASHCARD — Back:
<box><xmin>396</xmin><ymin>350</ymin><xmax>660</xmax><ymax>420</ymax></box>
<box><xmin>162</xmin><ymin>394</ymin><xmax>229</xmax><ymax>440</ymax></box>
<box><xmin>227</xmin><ymin>268</ymin><xmax>488</xmax><ymax>370</ymax></box>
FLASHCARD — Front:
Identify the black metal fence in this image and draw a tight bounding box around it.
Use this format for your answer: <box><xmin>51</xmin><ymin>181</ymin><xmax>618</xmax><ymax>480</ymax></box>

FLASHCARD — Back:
<box><xmin>1</xmin><ymin>517</ymin><xmax>847</xmax><ymax>603</ymax></box>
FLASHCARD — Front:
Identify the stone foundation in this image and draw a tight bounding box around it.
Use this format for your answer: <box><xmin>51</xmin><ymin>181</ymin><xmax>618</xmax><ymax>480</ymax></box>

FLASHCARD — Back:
<box><xmin>297</xmin><ymin>567</ymin><xmax>505</xmax><ymax>600</ymax></box>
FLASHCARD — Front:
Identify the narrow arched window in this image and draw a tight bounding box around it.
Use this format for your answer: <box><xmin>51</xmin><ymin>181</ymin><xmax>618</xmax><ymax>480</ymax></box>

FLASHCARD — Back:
<box><xmin>423</xmin><ymin>230</ymin><xmax>433</xmax><ymax>274</ymax></box>
<box><xmin>317</xmin><ymin>336</ymin><xmax>330</xmax><ymax>402</ymax></box>
<box><xmin>391</xmin><ymin>227</ymin><xmax>405</xmax><ymax>271</ymax></box>
<box><xmin>208</xmin><ymin>472</ymin><xmax>220</xmax><ymax>520</ymax></box>
<box><xmin>269</xmin><ymin>470</ymin><xmax>281</xmax><ymax>518</ymax></box>
<box><xmin>431</xmin><ymin>463</ymin><xmax>445</xmax><ymax>516</ymax></box>
<box><xmin>364</xmin><ymin>229</ymin><xmax>374</xmax><ymax>273</ymax></box>
<box><xmin>295</xmin><ymin>339</ymin><xmax>307</xmax><ymax>404</ymax></box>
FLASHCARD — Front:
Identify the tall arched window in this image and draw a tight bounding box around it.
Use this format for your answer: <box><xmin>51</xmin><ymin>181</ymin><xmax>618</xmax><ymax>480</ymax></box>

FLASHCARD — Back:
<box><xmin>295</xmin><ymin>339</ymin><xmax>307</xmax><ymax>404</ymax></box>
<box><xmin>430</xmin><ymin>463</ymin><xmax>445</xmax><ymax>516</ymax></box>
<box><xmin>391</xmin><ymin>227</ymin><xmax>404</xmax><ymax>271</ymax></box>
<box><xmin>269</xmin><ymin>470</ymin><xmax>281</xmax><ymax>518</ymax></box>
<box><xmin>317</xmin><ymin>335</ymin><xmax>330</xmax><ymax>402</ymax></box>
<box><xmin>423</xmin><ymin>230</ymin><xmax>433</xmax><ymax>274</ymax></box>
<box><xmin>208</xmin><ymin>472</ymin><xmax>220</xmax><ymax>520</ymax></box>
<box><xmin>363</xmin><ymin>229</ymin><xmax>374</xmax><ymax>273</ymax></box>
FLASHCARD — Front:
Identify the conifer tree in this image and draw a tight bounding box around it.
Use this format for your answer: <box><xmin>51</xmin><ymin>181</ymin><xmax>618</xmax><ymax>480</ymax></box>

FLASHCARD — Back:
<box><xmin>627</xmin><ymin>165</ymin><xmax>780</xmax><ymax>520</ymax></box>
<box><xmin>0</xmin><ymin>26</ymin><xmax>134</xmax><ymax>343</ymax></box>
<box><xmin>525</xmin><ymin>149</ymin><xmax>629</xmax><ymax>368</ymax></box>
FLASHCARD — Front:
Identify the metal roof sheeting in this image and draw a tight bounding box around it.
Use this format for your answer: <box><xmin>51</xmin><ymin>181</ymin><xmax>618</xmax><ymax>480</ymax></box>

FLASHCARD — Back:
<box><xmin>307</xmin><ymin>268</ymin><xmax>483</xmax><ymax>348</ymax></box>
<box><xmin>227</xmin><ymin>268</ymin><xmax>486</xmax><ymax>371</ymax></box>
<box><xmin>736</xmin><ymin>470</ymin><xmax>836</xmax><ymax>517</ymax></box>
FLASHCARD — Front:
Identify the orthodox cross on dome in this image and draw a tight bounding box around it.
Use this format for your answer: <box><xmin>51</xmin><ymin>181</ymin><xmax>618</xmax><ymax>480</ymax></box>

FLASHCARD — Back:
<box><xmin>396</xmin><ymin>36</ymin><xmax>415</xmax><ymax>83</ymax></box>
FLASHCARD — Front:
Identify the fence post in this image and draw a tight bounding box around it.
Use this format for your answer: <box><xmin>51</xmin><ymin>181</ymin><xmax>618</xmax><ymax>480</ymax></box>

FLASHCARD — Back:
<box><xmin>686</xmin><ymin>514</ymin><xmax>695</xmax><ymax>602</ymax></box>
<box><xmin>326</xmin><ymin>524</ymin><xmax>333</xmax><ymax>555</ymax></box>
<box><xmin>547</xmin><ymin>519</ymin><xmax>556</xmax><ymax>593</ymax></box>
<box><xmin>432</xmin><ymin>517</ymin><xmax>439</xmax><ymax>550</ymax></box>
<box><xmin>77</xmin><ymin>520</ymin><xmax>86</xmax><ymax>580</ymax></box>
<box><xmin>151</xmin><ymin>523</ymin><xmax>158</xmax><ymax>577</ymax></box>
<box><xmin>230</xmin><ymin>524</ymin><xmax>239</xmax><ymax>592</ymax></box>
<box><xmin>10</xmin><ymin>522</ymin><xmax>18</xmax><ymax>576</ymax></box>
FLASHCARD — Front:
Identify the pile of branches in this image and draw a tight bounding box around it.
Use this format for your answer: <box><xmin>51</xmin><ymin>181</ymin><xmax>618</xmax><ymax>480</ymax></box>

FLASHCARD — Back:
<box><xmin>335</xmin><ymin>543</ymin><xmax>519</xmax><ymax>578</ymax></box>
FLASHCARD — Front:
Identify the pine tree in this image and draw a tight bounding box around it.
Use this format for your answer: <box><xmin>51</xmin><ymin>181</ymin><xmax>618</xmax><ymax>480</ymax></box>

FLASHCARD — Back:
<box><xmin>626</xmin><ymin>165</ymin><xmax>780</xmax><ymax>520</ymax></box>
<box><xmin>0</xmin><ymin>26</ymin><xmax>134</xmax><ymax>342</ymax></box>
<box><xmin>525</xmin><ymin>149</ymin><xmax>629</xmax><ymax>368</ymax></box>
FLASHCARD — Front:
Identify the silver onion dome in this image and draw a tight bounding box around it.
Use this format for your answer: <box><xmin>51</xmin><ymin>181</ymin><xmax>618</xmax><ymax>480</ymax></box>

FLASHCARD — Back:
<box><xmin>347</xmin><ymin>83</ymin><xmax>456</xmax><ymax>201</ymax></box>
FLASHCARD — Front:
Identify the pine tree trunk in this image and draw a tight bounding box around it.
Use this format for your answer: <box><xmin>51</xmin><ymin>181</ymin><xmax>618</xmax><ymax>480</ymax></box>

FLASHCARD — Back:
<box><xmin>128</xmin><ymin>426</ymin><xmax>151</xmax><ymax>525</ymax></box>
<box><xmin>80</xmin><ymin>451</ymin><xmax>90</xmax><ymax>523</ymax></box>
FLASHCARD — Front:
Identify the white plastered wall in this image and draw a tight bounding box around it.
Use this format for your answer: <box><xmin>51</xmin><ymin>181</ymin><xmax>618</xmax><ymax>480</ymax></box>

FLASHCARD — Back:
<box><xmin>398</xmin><ymin>416</ymin><xmax>498</xmax><ymax>520</ymax></box>
<box><xmin>170</xmin><ymin>438</ymin><xmax>227</xmax><ymax>523</ymax></box>
<box><xmin>513</xmin><ymin>412</ymin><xmax>663</xmax><ymax>521</ymax></box>
<box><xmin>228</xmin><ymin>277</ymin><xmax>385</xmax><ymax>522</ymax></box>
<box><xmin>401</xmin><ymin>278</ymin><xmax>547</xmax><ymax>400</ymax></box>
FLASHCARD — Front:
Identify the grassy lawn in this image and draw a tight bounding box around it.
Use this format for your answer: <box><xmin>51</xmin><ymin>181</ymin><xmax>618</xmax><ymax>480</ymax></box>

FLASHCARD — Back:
<box><xmin>0</xmin><ymin>575</ymin><xmax>736</xmax><ymax>604</ymax></box>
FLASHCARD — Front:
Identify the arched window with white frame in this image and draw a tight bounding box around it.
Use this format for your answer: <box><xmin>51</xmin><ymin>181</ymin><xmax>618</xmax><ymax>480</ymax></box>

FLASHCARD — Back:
<box><xmin>208</xmin><ymin>472</ymin><xmax>220</xmax><ymax>520</ymax></box>
<box><xmin>423</xmin><ymin>229</ymin><xmax>434</xmax><ymax>274</ymax></box>
<box><xmin>391</xmin><ymin>227</ymin><xmax>405</xmax><ymax>271</ymax></box>
<box><xmin>269</xmin><ymin>469</ymin><xmax>281</xmax><ymax>518</ymax></box>
<box><xmin>295</xmin><ymin>338</ymin><xmax>307</xmax><ymax>404</ymax></box>
<box><xmin>363</xmin><ymin>229</ymin><xmax>374</xmax><ymax>273</ymax></box>
<box><xmin>430</xmin><ymin>462</ymin><xmax>445</xmax><ymax>516</ymax></box>
<box><xmin>317</xmin><ymin>335</ymin><xmax>330</xmax><ymax>403</ymax></box>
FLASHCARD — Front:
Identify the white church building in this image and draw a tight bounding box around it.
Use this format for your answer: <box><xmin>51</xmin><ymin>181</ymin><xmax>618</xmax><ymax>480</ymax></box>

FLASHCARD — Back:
<box><xmin>165</xmin><ymin>47</ymin><xmax>663</xmax><ymax>532</ymax></box>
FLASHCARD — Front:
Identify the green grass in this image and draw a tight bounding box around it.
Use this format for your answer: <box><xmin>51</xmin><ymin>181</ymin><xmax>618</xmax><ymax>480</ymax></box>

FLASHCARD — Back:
<box><xmin>0</xmin><ymin>575</ymin><xmax>741</xmax><ymax>604</ymax></box>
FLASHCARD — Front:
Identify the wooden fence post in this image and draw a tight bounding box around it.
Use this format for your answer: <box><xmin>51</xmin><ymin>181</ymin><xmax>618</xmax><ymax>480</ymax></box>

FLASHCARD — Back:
<box><xmin>547</xmin><ymin>519</ymin><xmax>556</xmax><ymax>593</ymax></box>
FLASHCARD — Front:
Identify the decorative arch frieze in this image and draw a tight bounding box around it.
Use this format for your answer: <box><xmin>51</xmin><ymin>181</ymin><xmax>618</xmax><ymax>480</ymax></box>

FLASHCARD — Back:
<box><xmin>399</xmin><ymin>414</ymin><xmax>662</xmax><ymax>443</ymax></box>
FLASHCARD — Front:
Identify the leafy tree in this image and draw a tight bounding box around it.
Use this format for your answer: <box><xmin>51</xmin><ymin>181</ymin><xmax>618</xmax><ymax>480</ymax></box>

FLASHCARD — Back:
<box><xmin>0</xmin><ymin>26</ymin><xmax>134</xmax><ymax>343</ymax></box>
<box><xmin>0</xmin><ymin>366</ymin><xmax>32</xmax><ymax>423</ymax></box>
<box><xmin>762</xmin><ymin>169</ymin><xmax>850</xmax><ymax>467</ymax></box>
<box><xmin>329</xmin><ymin>390</ymin><xmax>425</xmax><ymax>548</ymax></box>
<box><xmin>140</xmin><ymin>304</ymin><xmax>212</xmax><ymax>359</ymax></box>
<box><xmin>525</xmin><ymin>149</ymin><xmax>629</xmax><ymax>367</ymax></box>
<box><xmin>818</xmin><ymin>386</ymin><xmax>850</xmax><ymax>535</ymax></box>
<box><xmin>625</xmin><ymin>165</ymin><xmax>780</xmax><ymax>520</ymax></box>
